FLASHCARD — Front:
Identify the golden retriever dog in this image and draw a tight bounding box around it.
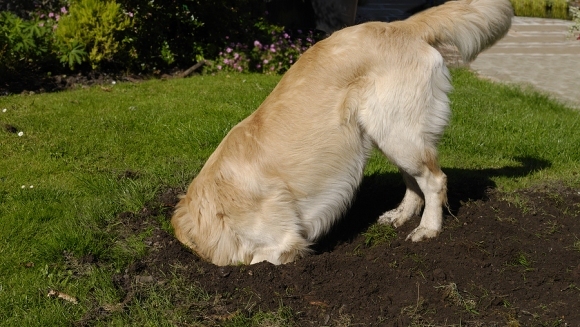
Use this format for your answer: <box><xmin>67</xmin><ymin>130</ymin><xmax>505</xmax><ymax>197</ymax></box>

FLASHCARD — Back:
<box><xmin>172</xmin><ymin>0</ymin><xmax>513</xmax><ymax>265</ymax></box>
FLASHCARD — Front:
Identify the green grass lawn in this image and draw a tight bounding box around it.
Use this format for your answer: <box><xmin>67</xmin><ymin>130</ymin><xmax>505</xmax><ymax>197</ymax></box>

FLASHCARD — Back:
<box><xmin>0</xmin><ymin>69</ymin><xmax>579</xmax><ymax>326</ymax></box>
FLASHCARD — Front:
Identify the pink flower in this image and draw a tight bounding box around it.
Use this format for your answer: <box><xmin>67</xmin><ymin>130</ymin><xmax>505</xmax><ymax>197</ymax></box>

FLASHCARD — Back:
<box><xmin>217</xmin><ymin>65</ymin><xmax>222</xmax><ymax>70</ymax></box>
<box><xmin>48</xmin><ymin>12</ymin><xmax>54</xmax><ymax>18</ymax></box>
<box><xmin>253</xmin><ymin>40</ymin><xmax>261</xmax><ymax>47</ymax></box>
<box><xmin>60</xmin><ymin>7</ymin><xmax>67</xmax><ymax>14</ymax></box>
<box><xmin>263</xmin><ymin>59</ymin><xmax>269</xmax><ymax>64</ymax></box>
<box><xmin>128</xmin><ymin>12</ymin><xmax>134</xmax><ymax>17</ymax></box>
<box><xmin>226</xmin><ymin>47</ymin><xmax>232</xmax><ymax>53</ymax></box>
<box><xmin>55</xmin><ymin>14</ymin><xmax>60</xmax><ymax>21</ymax></box>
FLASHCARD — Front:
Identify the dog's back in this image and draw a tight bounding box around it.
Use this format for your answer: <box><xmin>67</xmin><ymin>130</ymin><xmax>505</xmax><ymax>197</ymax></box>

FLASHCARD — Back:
<box><xmin>172</xmin><ymin>0</ymin><xmax>513</xmax><ymax>266</ymax></box>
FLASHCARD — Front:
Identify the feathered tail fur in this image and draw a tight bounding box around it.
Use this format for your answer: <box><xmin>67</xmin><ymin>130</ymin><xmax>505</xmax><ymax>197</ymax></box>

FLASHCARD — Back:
<box><xmin>408</xmin><ymin>0</ymin><xmax>513</xmax><ymax>62</ymax></box>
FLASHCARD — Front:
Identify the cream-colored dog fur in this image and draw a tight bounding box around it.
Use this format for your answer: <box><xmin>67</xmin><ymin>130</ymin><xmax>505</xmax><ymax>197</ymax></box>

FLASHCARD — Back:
<box><xmin>172</xmin><ymin>0</ymin><xmax>513</xmax><ymax>266</ymax></box>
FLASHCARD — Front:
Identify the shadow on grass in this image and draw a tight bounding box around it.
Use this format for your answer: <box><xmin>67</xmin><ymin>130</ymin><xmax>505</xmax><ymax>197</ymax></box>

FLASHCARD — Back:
<box><xmin>313</xmin><ymin>156</ymin><xmax>551</xmax><ymax>252</ymax></box>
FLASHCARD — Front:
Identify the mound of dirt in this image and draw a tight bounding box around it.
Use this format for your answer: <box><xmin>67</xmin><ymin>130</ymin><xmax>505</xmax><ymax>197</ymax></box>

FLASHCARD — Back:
<box><xmin>98</xmin><ymin>177</ymin><xmax>580</xmax><ymax>327</ymax></box>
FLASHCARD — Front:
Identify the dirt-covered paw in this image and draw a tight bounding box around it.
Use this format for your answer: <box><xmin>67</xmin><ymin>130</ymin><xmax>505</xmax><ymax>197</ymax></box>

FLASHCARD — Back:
<box><xmin>406</xmin><ymin>226</ymin><xmax>440</xmax><ymax>242</ymax></box>
<box><xmin>378</xmin><ymin>209</ymin><xmax>409</xmax><ymax>228</ymax></box>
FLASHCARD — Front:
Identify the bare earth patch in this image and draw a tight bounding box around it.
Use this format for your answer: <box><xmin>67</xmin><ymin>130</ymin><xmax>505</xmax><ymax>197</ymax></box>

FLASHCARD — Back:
<box><xmin>84</xmin><ymin>176</ymin><xmax>580</xmax><ymax>326</ymax></box>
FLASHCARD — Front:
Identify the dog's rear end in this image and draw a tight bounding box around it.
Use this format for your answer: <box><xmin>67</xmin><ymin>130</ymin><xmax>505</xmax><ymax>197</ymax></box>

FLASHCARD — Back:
<box><xmin>172</xmin><ymin>0</ymin><xmax>513</xmax><ymax>266</ymax></box>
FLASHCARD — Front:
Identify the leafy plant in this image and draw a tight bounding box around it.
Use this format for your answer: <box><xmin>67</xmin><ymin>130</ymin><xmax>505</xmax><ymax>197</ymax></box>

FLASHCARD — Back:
<box><xmin>511</xmin><ymin>0</ymin><xmax>542</xmax><ymax>17</ymax></box>
<box><xmin>510</xmin><ymin>0</ymin><xmax>571</xmax><ymax>18</ymax></box>
<box><xmin>549</xmin><ymin>0</ymin><xmax>569</xmax><ymax>19</ymax></box>
<box><xmin>159</xmin><ymin>41</ymin><xmax>175</xmax><ymax>65</ymax></box>
<box><xmin>117</xmin><ymin>0</ymin><xmax>287</xmax><ymax>72</ymax></box>
<box><xmin>0</xmin><ymin>0</ymin><xmax>68</xmax><ymax>19</ymax></box>
<box><xmin>57</xmin><ymin>39</ymin><xmax>87</xmax><ymax>70</ymax></box>
<box><xmin>55</xmin><ymin>0</ymin><xmax>132</xmax><ymax>69</ymax></box>
<box><xmin>570</xmin><ymin>6</ymin><xmax>580</xmax><ymax>40</ymax></box>
<box><xmin>206</xmin><ymin>27</ymin><xmax>321</xmax><ymax>75</ymax></box>
<box><xmin>0</xmin><ymin>11</ymin><xmax>55</xmax><ymax>72</ymax></box>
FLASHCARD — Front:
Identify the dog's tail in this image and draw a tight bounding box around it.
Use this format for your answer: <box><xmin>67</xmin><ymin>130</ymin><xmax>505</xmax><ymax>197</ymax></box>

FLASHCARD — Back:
<box><xmin>407</xmin><ymin>0</ymin><xmax>513</xmax><ymax>62</ymax></box>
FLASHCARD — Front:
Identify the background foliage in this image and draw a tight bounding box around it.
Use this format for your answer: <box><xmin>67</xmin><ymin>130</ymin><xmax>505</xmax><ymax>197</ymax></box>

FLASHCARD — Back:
<box><xmin>0</xmin><ymin>0</ymin><xmax>319</xmax><ymax>78</ymax></box>
<box><xmin>509</xmin><ymin>0</ymin><xmax>571</xmax><ymax>19</ymax></box>
<box><xmin>55</xmin><ymin>0</ymin><xmax>132</xmax><ymax>69</ymax></box>
<box><xmin>1</xmin><ymin>0</ymin><xmax>577</xmax><ymax>82</ymax></box>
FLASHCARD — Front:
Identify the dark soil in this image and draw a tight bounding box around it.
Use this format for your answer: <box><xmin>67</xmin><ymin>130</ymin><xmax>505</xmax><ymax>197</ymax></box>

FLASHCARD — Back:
<box><xmin>106</xmin><ymin>174</ymin><xmax>580</xmax><ymax>327</ymax></box>
<box><xmin>7</xmin><ymin>68</ymin><xmax>579</xmax><ymax>326</ymax></box>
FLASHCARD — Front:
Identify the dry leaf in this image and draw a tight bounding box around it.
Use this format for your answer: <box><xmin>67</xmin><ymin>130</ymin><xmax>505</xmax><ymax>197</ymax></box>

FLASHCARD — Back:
<box><xmin>47</xmin><ymin>289</ymin><xmax>79</xmax><ymax>304</ymax></box>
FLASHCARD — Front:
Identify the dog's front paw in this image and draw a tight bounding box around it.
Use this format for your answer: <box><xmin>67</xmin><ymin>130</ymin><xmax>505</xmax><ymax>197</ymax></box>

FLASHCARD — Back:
<box><xmin>406</xmin><ymin>226</ymin><xmax>440</xmax><ymax>242</ymax></box>
<box><xmin>378</xmin><ymin>209</ymin><xmax>410</xmax><ymax>228</ymax></box>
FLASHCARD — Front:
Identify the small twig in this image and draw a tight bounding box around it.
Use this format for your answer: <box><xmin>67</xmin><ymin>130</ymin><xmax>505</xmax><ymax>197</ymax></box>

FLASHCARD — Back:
<box><xmin>47</xmin><ymin>289</ymin><xmax>78</xmax><ymax>304</ymax></box>
<box><xmin>123</xmin><ymin>76</ymin><xmax>142</xmax><ymax>83</ymax></box>
<box><xmin>414</xmin><ymin>281</ymin><xmax>421</xmax><ymax>314</ymax></box>
<box><xmin>445</xmin><ymin>201</ymin><xmax>458</xmax><ymax>221</ymax></box>
<box><xmin>179</xmin><ymin>60</ymin><xmax>207</xmax><ymax>78</ymax></box>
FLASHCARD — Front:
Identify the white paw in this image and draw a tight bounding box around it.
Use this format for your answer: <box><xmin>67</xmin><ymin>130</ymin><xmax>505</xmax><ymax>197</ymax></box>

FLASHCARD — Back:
<box><xmin>406</xmin><ymin>226</ymin><xmax>440</xmax><ymax>242</ymax></box>
<box><xmin>378</xmin><ymin>209</ymin><xmax>409</xmax><ymax>228</ymax></box>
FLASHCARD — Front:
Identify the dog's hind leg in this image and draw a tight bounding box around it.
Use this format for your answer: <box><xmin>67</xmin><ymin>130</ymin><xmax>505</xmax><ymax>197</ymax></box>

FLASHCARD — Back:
<box><xmin>378</xmin><ymin>170</ymin><xmax>424</xmax><ymax>227</ymax></box>
<box><xmin>378</xmin><ymin>144</ymin><xmax>447</xmax><ymax>241</ymax></box>
<box><xmin>404</xmin><ymin>151</ymin><xmax>447</xmax><ymax>241</ymax></box>
<box><xmin>362</xmin><ymin>46</ymin><xmax>451</xmax><ymax>241</ymax></box>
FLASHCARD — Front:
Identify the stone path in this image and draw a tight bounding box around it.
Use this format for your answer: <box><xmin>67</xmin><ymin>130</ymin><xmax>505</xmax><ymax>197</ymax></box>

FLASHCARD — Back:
<box><xmin>470</xmin><ymin>17</ymin><xmax>580</xmax><ymax>109</ymax></box>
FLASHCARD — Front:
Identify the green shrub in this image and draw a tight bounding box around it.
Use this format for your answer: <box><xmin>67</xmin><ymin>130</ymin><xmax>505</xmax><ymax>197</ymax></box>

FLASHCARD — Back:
<box><xmin>570</xmin><ymin>6</ymin><xmax>580</xmax><ymax>39</ymax></box>
<box><xmin>549</xmin><ymin>0</ymin><xmax>570</xmax><ymax>19</ymax></box>
<box><xmin>511</xmin><ymin>0</ymin><xmax>547</xmax><ymax>17</ymax></box>
<box><xmin>0</xmin><ymin>11</ymin><xmax>57</xmax><ymax>73</ymax></box>
<box><xmin>117</xmin><ymin>0</ymin><xmax>274</xmax><ymax>72</ymax></box>
<box><xmin>1</xmin><ymin>0</ymin><xmax>316</xmax><ymax>76</ymax></box>
<box><xmin>0</xmin><ymin>0</ymin><xmax>67</xmax><ymax>19</ymax></box>
<box><xmin>510</xmin><ymin>0</ymin><xmax>571</xmax><ymax>19</ymax></box>
<box><xmin>205</xmin><ymin>27</ymin><xmax>320</xmax><ymax>74</ymax></box>
<box><xmin>55</xmin><ymin>0</ymin><xmax>132</xmax><ymax>69</ymax></box>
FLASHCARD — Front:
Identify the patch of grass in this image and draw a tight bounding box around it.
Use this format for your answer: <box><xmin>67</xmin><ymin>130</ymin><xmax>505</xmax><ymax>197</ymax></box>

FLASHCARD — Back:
<box><xmin>573</xmin><ymin>238</ymin><xmax>580</xmax><ymax>253</ymax></box>
<box><xmin>436</xmin><ymin>283</ymin><xmax>479</xmax><ymax>315</ymax></box>
<box><xmin>515</xmin><ymin>252</ymin><xmax>534</xmax><ymax>270</ymax></box>
<box><xmin>221</xmin><ymin>305</ymin><xmax>296</xmax><ymax>327</ymax></box>
<box><xmin>542</xmin><ymin>220</ymin><xmax>560</xmax><ymax>236</ymax></box>
<box><xmin>510</xmin><ymin>252</ymin><xmax>536</xmax><ymax>280</ymax></box>
<box><xmin>363</xmin><ymin>223</ymin><xmax>398</xmax><ymax>247</ymax></box>
<box><xmin>0</xmin><ymin>69</ymin><xmax>579</xmax><ymax>324</ymax></box>
<box><xmin>0</xmin><ymin>74</ymin><xmax>279</xmax><ymax>326</ymax></box>
<box><xmin>443</xmin><ymin>69</ymin><xmax>580</xmax><ymax>191</ymax></box>
<box><xmin>500</xmin><ymin>192</ymin><xmax>535</xmax><ymax>216</ymax></box>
